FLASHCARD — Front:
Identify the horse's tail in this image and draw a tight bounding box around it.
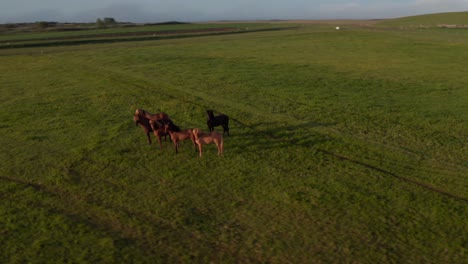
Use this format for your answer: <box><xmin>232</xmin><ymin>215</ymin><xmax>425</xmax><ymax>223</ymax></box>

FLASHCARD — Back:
<box><xmin>223</xmin><ymin>115</ymin><xmax>229</xmax><ymax>135</ymax></box>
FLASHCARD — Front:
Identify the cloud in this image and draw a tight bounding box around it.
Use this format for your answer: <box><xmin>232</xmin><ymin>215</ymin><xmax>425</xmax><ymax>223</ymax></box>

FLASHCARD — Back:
<box><xmin>313</xmin><ymin>0</ymin><xmax>468</xmax><ymax>19</ymax></box>
<box><xmin>72</xmin><ymin>4</ymin><xmax>166</xmax><ymax>23</ymax></box>
<box><xmin>411</xmin><ymin>0</ymin><xmax>468</xmax><ymax>12</ymax></box>
<box><xmin>2</xmin><ymin>9</ymin><xmax>67</xmax><ymax>23</ymax></box>
<box><xmin>313</xmin><ymin>2</ymin><xmax>408</xmax><ymax>19</ymax></box>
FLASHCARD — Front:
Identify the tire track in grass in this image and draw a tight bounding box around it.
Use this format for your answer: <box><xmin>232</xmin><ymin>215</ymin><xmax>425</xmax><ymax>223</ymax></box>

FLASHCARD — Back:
<box><xmin>229</xmin><ymin>116</ymin><xmax>468</xmax><ymax>203</ymax></box>
<box><xmin>0</xmin><ymin>127</ymin><xmax>254</xmax><ymax>260</ymax></box>
<box><xmin>314</xmin><ymin>149</ymin><xmax>468</xmax><ymax>203</ymax></box>
<box><xmin>83</xmin><ymin>64</ymin><xmax>468</xmax><ymax>203</ymax></box>
<box><xmin>0</xmin><ymin>174</ymin><xmax>247</xmax><ymax>260</ymax></box>
<box><xmin>0</xmin><ymin>124</ymin><xmax>238</xmax><ymax>252</ymax></box>
<box><xmin>228</xmin><ymin>113</ymin><xmax>468</xmax><ymax>202</ymax></box>
<box><xmin>143</xmin><ymin>86</ymin><xmax>468</xmax><ymax>203</ymax></box>
<box><xmin>0</xmin><ymin>174</ymin><xmax>176</xmax><ymax>234</ymax></box>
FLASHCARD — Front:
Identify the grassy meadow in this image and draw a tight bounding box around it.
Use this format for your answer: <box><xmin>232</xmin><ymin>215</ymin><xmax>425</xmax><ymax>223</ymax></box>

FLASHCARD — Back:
<box><xmin>0</xmin><ymin>18</ymin><xmax>467</xmax><ymax>263</ymax></box>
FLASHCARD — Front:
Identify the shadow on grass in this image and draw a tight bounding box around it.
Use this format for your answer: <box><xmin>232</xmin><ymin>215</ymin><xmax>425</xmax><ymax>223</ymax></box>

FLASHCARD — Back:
<box><xmin>227</xmin><ymin>120</ymin><xmax>335</xmax><ymax>154</ymax></box>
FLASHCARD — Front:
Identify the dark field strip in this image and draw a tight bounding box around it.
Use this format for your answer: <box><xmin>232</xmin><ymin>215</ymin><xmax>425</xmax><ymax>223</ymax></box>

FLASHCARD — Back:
<box><xmin>0</xmin><ymin>27</ymin><xmax>294</xmax><ymax>49</ymax></box>
<box><xmin>0</xmin><ymin>27</ymin><xmax>237</xmax><ymax>44</ymax></box>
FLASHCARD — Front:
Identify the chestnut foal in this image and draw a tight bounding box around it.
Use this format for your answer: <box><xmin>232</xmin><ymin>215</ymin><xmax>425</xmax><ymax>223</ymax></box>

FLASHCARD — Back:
<box><xmin>164</xmin><ymin>124</ymin><xmax>196</xmax><ymax>154</ymax></box>
<box><xmin>148</xmin><ymin>120</ymin><xmax>169</xmax><ymax>149</ymax></box>
<box><xmin>192</xmin><ymin>128</ymin><xmax>224</xmax><ymax>157</ymax></box>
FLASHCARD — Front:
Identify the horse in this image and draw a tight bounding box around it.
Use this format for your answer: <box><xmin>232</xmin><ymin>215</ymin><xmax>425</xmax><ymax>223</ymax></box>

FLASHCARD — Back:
<box><xmin>148</xmin><ymin>120</ymin><xmax>171</xmax><ymax>149</ymax></box>
<box><xmin>164</xmin><ymin>124</ymin><xmax>196</xmax><ymax>154</ymax></box>
<box><xmin>133</xmin><ymin>113</ymin><xmax>153</xmax><ymax>144</ymax></box>
<box><xmin>192</xmin><ymin>128</ymin><xmax>224</xmax><ymax>157</ymax></box>
<box><xmin>135</xmin><ymin>109</ymin><xmax>172</xmax><ymax>124</ymax></box>
<box><xmin>206</xmin><ymin>110</ymin><xmax>230</xmax><ymax>136</ymax></box>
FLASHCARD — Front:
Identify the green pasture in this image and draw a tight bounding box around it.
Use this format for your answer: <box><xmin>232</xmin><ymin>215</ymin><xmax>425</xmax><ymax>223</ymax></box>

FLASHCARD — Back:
<box><xmin>0</xmin><ymin>21</ymin><xmax>466</xmax><ymax>263</ymax></box>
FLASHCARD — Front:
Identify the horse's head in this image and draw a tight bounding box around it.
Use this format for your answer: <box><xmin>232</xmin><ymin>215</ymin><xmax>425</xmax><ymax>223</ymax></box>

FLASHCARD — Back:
<box><xmin>133</xmin><ymin>114</ymin><xmax>140</xmax><ymax>126</ymax></box>
<box><xmin>148</xmin><ymin>120</ymin><xmax>157</xmax><ymax>130</ymax></box>
<box><xmin>135</xmin><ymin>109</ymin><xmax>146</xmax><ymax>116</ymax></box>
<box><xmin>206</xmin><ymin>110</ymin><xmax>215</xmax><ymax>119</ymax></box>
<box><xmin>192</xmin><ymin>128</ymin><xmax>200</xmax><ymax>138</ymax></box>
<box><xmin>163</xmin><ymin>123</ymin><xmax>171</xmax><ymax>133</ymax></box>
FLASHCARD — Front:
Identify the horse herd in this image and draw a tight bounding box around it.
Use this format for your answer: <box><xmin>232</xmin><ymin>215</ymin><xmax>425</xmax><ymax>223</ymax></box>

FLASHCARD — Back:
<box><xmin>133</xmin><ymin>109</ymin><xmax>229</xmax><ymax>157</ymax></box>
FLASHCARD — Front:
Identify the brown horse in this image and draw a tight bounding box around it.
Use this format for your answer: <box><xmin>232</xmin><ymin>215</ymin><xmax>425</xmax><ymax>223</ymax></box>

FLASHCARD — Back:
<box><xmin>164</xmin><ymin>124</ymin><xmax>196</xmax><ymax>154</ymax></box>
<box><xmin>192</xmin><ymin>128</ymin><xmax>224</xmax><ymax>157</ymax></box>
<box><xmin>149</xmin><ymin>120</ymin><xmax>169</xmax><ymax>149</ymax></box>
<box><xmin>133</xmin><ymin>113</ymin><xmax>153</xmax><ymax>144</ymax></box>
<box><xmin>135</xmin><ymin>109</ymin><xmax>171</xmax><ymax>123</ymax></box>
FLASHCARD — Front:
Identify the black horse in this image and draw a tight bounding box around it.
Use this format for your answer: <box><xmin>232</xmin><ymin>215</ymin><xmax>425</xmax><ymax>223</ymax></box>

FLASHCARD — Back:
<box><xmin>206</xmin><ymin>110</ymin><xmax>229</xmax><ymax>136</ymax></box>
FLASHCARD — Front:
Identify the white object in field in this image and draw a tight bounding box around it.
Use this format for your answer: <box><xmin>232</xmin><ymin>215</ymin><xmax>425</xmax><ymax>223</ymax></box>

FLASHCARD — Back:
<box><xmin>336</xmin><ymin>26</ymin><xmax>340</xmax><ymax>30</ymax></box>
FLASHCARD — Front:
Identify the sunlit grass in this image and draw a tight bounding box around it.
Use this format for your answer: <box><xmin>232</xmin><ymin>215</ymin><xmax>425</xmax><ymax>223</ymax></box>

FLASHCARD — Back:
<box><xmin>0</xmin><ymin>23</ymin><xmax>466</xmax><ymax>263</ymax></box>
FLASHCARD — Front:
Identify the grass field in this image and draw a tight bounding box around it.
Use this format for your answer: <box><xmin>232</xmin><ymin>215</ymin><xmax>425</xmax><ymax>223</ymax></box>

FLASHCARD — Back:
<box><xmin>0</xmin><ymin>17</ymin><xmax>467</xmax><ymax>263</ymax></box>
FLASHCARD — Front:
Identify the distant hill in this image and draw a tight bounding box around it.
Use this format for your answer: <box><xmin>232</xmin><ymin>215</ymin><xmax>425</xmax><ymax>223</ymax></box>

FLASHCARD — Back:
<box><xmin>376</xmin><ymin>11</ymin><xmax>468</xmax><ymax>27</ymax></box>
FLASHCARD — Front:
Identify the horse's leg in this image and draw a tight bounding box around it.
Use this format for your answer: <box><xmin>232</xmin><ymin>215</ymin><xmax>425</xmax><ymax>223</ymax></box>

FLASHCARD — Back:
<box><xmin>220</xmin><ymin>139</ymin><xmax>224</xmax><ymax>155</ymax></box>
<box><xmin>147</xmin><ymin>132</ymin><xmax>152</xmax><ymax>144</ymax></box>
<box><xmin>171</xmin><ymin>138</ymin><xmax>177</xmax><ymax>153</ymax></box>
<box><xmin>188</xmin><ymin>133</ymin><xmax>197</xmax><ymax>152</ymax></box>
<box><xmin>157</xmin><ymin>135</ymin><xmax>163</xmax><ymax>149</ymax></box>
<box><xmin>215</xmin><ymin>141</ymin><xmax>221</xmax><ymax>155</ymax></box>
<box><xmin>192</xmin><ymin>139</ymin><xmax>198</xmax><ymax>152</ymax></box>
<box><xmin>216</xmin><ymin>139</ymin><xmax>224</xmax><ymax>155</ymax></box>
<box><xmin>197</xmin><ymin>143</ymin><xmax>203</xmax><ymax>157</ymax></box>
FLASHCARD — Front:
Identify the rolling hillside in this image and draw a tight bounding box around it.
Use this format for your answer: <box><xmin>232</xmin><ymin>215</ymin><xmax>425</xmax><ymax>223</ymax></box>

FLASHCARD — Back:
<box><xmin>377</xmin><ymin>11</ymin><xmax>468</xmax><ymax>27</ymax></box>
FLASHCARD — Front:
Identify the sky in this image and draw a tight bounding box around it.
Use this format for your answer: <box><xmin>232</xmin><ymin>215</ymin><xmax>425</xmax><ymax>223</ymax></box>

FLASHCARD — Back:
<box><xmin>1</xmin><ymin>0</ymin><xmax>468</xmax><ymax>23</ymax></box>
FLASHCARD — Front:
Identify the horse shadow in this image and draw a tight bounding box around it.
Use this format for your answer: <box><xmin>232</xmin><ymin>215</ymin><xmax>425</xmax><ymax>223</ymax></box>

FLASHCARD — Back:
<box><xmin>226</xmin><ymin>120</ymin><xmax>336</xmax><ymax>154</ymax></box>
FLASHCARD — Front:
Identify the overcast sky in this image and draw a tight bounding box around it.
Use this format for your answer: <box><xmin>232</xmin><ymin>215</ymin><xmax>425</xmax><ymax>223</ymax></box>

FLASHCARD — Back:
<box><xmin>1</xmin><ymin>0</ymin><xmax>468</xmax><ymax>23</ymax></box>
